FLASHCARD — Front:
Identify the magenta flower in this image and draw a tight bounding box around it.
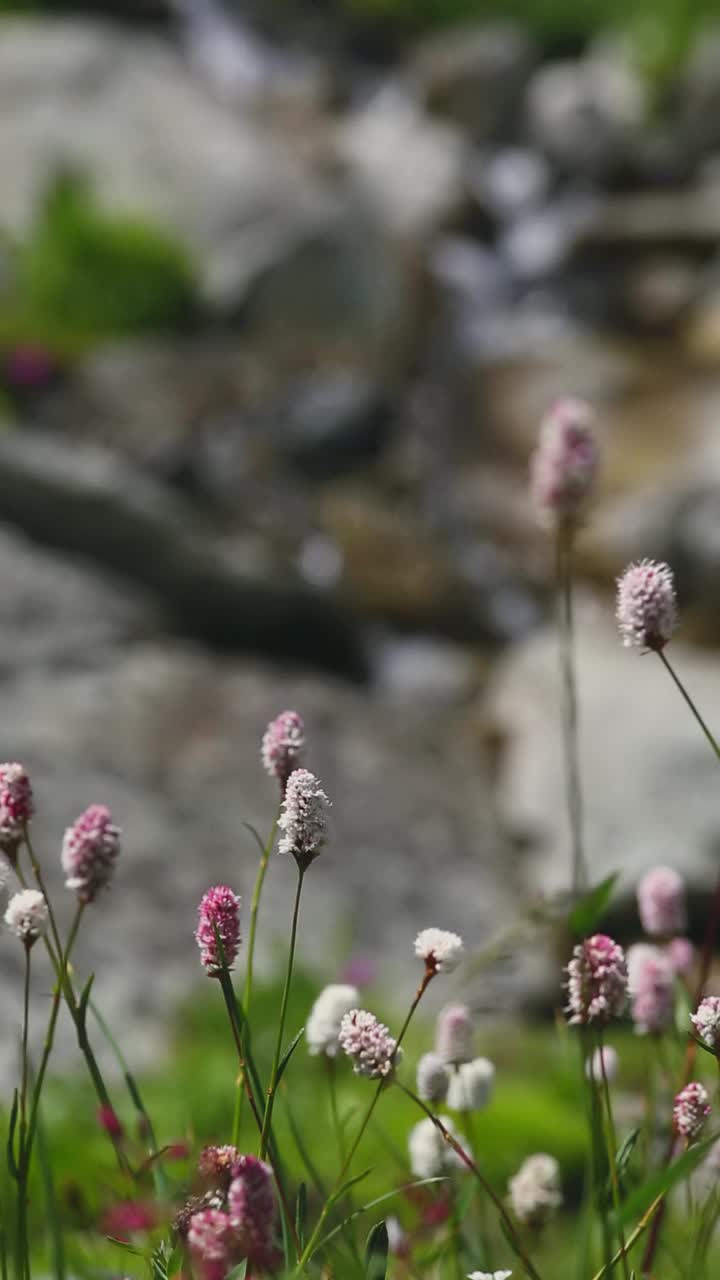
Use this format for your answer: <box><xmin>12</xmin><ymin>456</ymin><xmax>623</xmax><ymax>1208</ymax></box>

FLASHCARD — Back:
<box><xmin>637</xmin><ymin>866</ymin><xmax>686</xmax><ymax>937</ymax></box>
<box><xmin>674</xmin><ymin>1082</ymin><xmax>710</xmax><ymax>1142</ymax></box>
<box><xmin>61</xmin><ymin>804</ymin><xmax>121</xmax><ymax>904</ymax></box>
<box><xmin>101</xmin><ymin>1199</ymin><xmax>156</xmax><ymax>1241</ymax></box>
<box><xmin>0</xmin><ymin>763</ymin><xmax>33</xmax><ymax>857</ymax></box>
<box><xmin>187</xmin><ymin>1208</ymin><xmax>238</xmax><ymax>1280</ymax></box>
<box><xmin>196</xmin><ymin>885</ymin><xmax>242</xmax><ymax>976</ymax></box>
<box><xmin>529</xmin><ymin>397</ymin><xmax>599</xmax><ymax>524</ymax></box>
<box><xmin>616</xmin><ymin>559</ymin><xmax>677</xmax><ymax>652</ymax></box>
<box><xmin>566</xmin><ymin>934</ymin><xmax>628</xmax><ymax>1026</ymax></box>
<box><xmin>261</xmin><ymin>711</ymin><xmax>306</xmax><ymax>792</ymax></box>
<box><xmin>97</xmin><ymin>1105</ymin><xmax>123</xmax><ymax>1141</ymax></box>
<box><xmin>228</xmin><ymin>1156</ymin><xmax>279</xmax><ymax>1269</ymax></box>
<box><xmin>339</xmin><ymin>1009</ymin><xmax>399</xmax><ymax>1078</ymax></box>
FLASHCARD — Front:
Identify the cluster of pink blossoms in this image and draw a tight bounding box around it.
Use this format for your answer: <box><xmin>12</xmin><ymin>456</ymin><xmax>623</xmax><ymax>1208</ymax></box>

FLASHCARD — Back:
<box><xmin>196</xmin><ymin>886</ymin><xmax>242</xmax><ymax>977</ymax></box>
<box><xmin>186</xmin><ymin>1150</ymin><xmax>279</xmax><ymax>1278</ymax></box>
<box><xmin>565</xmin><ymin>934</ymin><xmax>628</xmax><ymax>1026</ymax></box>
<box><xmin>529</xmin><ymin>397</ymin><xmax>599</xmax><ymax>525</ymax></box>
<box><xmin>339</xmin><ymin>1008</ymin><xmax>399</xmax><ymax>1078</ymax></box>
<box><xmin>673</xmin><ymin>1082</ymin><xmax>711</xmax><ymax>1142</ymax></box>
<box><xmin>627</xmin><ymin>944</ymin><xmax>675</xmax><ymax>1036</ymax></box>
<box><xmin>0</xmin><ymin>763</ymin><xmax>33</xmax><ymax>856</ymax></box>
<box><xmin>61</xmin><ymin>803</ymin><xmax>121</xmax><ymax>904</ymax></box>
<box><xmin>616</xmin><ymin>559</ymin><xmax>677</xmax><ymax>653</ymax></box>
<box><xmin>261</xmin><ymin>710</ymin><xmax>305</xmax><ymax>793</ymax></box>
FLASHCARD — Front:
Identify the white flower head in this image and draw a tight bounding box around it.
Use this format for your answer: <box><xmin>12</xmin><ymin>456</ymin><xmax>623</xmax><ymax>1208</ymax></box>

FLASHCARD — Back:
<box><xmin>408</xmin><ymin>1115</ymin><xmax>471</xmax><ymax>1179</ymax></box>
<box><xmin>447</xmin><ymin>1057</ymin><xmax>495</xmax><ymax>1112</ymax></box>
<box><xmin>5</xmin><ymin>889</ymin><xmax>48</xmax><ymax>946</ymax></box>
<box><xmin>415</xmin><ymin>928</ymin><xmax>464</xmax><ymax>975</ymax></box>
<box><xmin>417</xmin><ymin>1051</ymin><xmax>450</xmax><ymax>1103</ymax></box>
<box><xmin>508</xmin><ymin>1153</ymin><xmax>562</xmax><ymax>1227</ymax></box>
<box><xmin>468</xmin><ymin>1272</ymin><xmax>512</xmax><ymax>1280</ymax></box>
<box><xmin>306</xmin><ymin>984</ymin><xmax>359</xmax><ymax>1057</ymax></box>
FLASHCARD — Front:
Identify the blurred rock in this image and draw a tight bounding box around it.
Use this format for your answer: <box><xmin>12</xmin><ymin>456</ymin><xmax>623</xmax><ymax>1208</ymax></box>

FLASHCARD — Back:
<box><xmin>620</xmin><ymin>255</ymin><xmax>698</xmax><ymax>332</ymax></box>
<box><xmin>469</xmin><ymin>146</ymin><xmax>550</xmax><ymax>222</ymax></box>
<box><xmin>527</xmin><ymin>48</ymin><xmax>647</xmax><ymax>179</ymax></box>
<box><xmin>274</xmin><ymin>367</ymin><xmax>392</xmax><ymax>476</ymax></box>
<box><xmin>335</xmin><ymin>85</ymin><xmax>467</xmax><ymax>239</ymax></box>
<box><xmin>373</xmin><ymin>635</ymin><xmax>480</xmax><ymax>706</ymax></box>
<box><xmin>0</xmin><ymin>429</ymin><xmax>365</xmax><ymax>676</ymax></box>
<box><xmin>411</xmin><ymin>22</ymin><xmax>533</xmax><ymax>140</ymax></box>
<box><xmin>487</xmin><ymin>601</ymin><xmax>720</xmax><ymax>898</ymax></box>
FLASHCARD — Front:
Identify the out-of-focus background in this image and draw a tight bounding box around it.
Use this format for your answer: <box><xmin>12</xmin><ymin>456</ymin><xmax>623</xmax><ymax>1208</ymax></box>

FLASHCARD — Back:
<box><xmin>3</xmin><ymin>0</ymin><xmax>720</xmax><ymax>1059</ymax></box>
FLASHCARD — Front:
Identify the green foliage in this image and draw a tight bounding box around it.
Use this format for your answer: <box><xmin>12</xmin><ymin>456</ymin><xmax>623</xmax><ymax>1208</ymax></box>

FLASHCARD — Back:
<box><xmin>0</xmin><ymin>174</ymin><xmax>199</xmax><ymax>354</ymax></box>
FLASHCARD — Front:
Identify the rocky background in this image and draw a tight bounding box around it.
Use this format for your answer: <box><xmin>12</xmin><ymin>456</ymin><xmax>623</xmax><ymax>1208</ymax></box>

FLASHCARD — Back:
<box><xmin>2</xmin><ymin>0</ymin><xmax>720</xmax><ymax>1062</ymax></box>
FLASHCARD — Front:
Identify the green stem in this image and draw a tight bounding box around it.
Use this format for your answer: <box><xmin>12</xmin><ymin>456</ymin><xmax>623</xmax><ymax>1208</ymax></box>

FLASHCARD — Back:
<box><xmin>233</xmin><ymin>815</ymin><xmax>278</xmax><ymax>1145</ymax></box>
<box><xmin>397</xmin><ymin>1084</ymin><xmax>544</xmax><ymax>1280</ymax></box>
<box><xmin>260</xmin><ymin>867</ymin><xmax>305</xmax><ymax>1159</ymax></box>
<box><xmin>590</xmin><ymin>1193</ymin><xmax>664</xmax><ymax>1280</ymax></box>
<box><xmin>657</xmin><ymin>650</ymin><xmax>720</xmax><ymax>760</ymax></box>
<box><xmin>217</xmin><ymin>968</ymin><xmax>301</xmax><ymax>1259</ymax></box>
<box><xmin>556</xmin><ymin>526</ymin><xmax>586</xmax><ymax>898</ymax></box>
<box><xmin>597</xmin><ymin>1032</ymin><xmax>630</xmax><ymax>1280</ymax></box>
<box><xmin>294</xmin><ymin>970</ymin><xmax>434</xmax><ymax>1274</ymax></box>
<box><xmin>16</xmin><ymin>948</ymin><xmax>31</xmax><ymax>1280</ymax></box>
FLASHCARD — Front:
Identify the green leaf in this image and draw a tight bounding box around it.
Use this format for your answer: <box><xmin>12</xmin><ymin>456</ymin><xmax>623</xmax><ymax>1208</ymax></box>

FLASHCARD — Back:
<box><xmin>330</xmin><ymin>1167</ymin><xmax>373</xmax><ymax>1206</ymax></box>
<box><xmin>241</xmin><ymin>822</ymin><xmax>267</xmax><ymax>858</ymax></box>
<box><xmin>77</xmin><ymin>973</ymin><xmax>95</xmax><ymax>1032</ymax></box>
<box><xmin>6</xmin><ymin>1091</ymin><xmax>18</xmax><ymax>1181</ymax></box>
<box><xmin>364</xmin><ymin>1221</ymin><xmax>389</xmax><ymax>1278</ymax></box>
<box><xmin>569</xmin><ymin>874</ymin><xmax>618</xmax><ymax>937</ymax></box>
<box><xmin>616</xmin><ymin>1131</ymin><xmax>719</xmax><ymax>1228</ymax></box>
<box><xmin>295</xmin><ymin>1182</ymin><xmax>307</xmax><ymax>1250</ymax></box>
<box><xmin>614</xmin><ymin>1127</ymin><xmax>641</xmax><ymax>1185</ymax></box>
<box><xmin>276</xmin><ymin>1027</ymin><xmax>305</xmax><ymax>1087</ymax></box>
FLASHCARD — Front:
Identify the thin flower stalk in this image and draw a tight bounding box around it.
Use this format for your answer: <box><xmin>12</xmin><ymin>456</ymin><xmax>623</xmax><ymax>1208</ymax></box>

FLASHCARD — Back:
<box><xmin>556</xmin><ymin>529</ymin><xmax>586</xmax><ymax>897</ymax></box>
<box><xmin>397</xmin><ymin>1084</ymin><xmax>543</xmax><ymax>1280</ymax></box>
<box><xmin>597</xmin><ymin>1032</ymin><xmax>630</xmax><ymax>1280</ymax></box>
<box><xmin>234</xmin><ymin>814</ymin><xmax>279</xmax><ymax>1145</ymax></box>
<box><xmin>294</xmin><ymin>968</ymin><xmax>435</xmax><ymax>1273</ymax></box>
<box><xmin>259</xmin><ymin>866</ymin><xmax>305</xmax><ymax>1159</ymax></box>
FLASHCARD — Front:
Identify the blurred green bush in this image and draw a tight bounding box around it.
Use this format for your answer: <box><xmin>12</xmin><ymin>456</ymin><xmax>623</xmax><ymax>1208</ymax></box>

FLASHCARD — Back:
<box><xmin>0</xmin><ymin>175</ymin><xmax>199</xmax><ymax>354</ymax></box>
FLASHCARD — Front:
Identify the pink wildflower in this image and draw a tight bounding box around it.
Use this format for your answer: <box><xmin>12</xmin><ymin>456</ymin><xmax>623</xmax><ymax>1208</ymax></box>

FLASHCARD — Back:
<box><xmin>261</xmin><ymin>711</ymin><xmax>306</xmax><ymax>792</ymax></box>
<box><xmin>228</xmin><ymin>1156</ymin><xmax>279</xmax><ymax>1270</ymax></box>
<box><xmin>61</xmin><ymin>804</ymin><xmax>121</xmax><ymax>904</ymax></box>
<box><xmin>196</xmin><ymin>886</ymin><xmax>241</xmax><ymax>976</ymax></box>
<box><xmin>339</xmin><ymin>1009</ymin><xmax>399</xmax><ymax>1078</ymax></box>
<box><xmin>187</xmin><ymin>1208</ymin><xmax>237</xmax><ymax>1280</ymax></box>
<box><xmin>529</xmin><ymin>397</ymin><xmax>599</xmax><ymax>524</ymax></box>
<box><xmin>667</xmin><ymin>936</ymin><xmax>695</xmax><ymax>976</ymax></box>
<box><xmin>691</xmin><ymin>995</ymin><xmax>720</xmax><ymax>1054</ymax></box>
<box><xmin>566</xmin><ymin>934</ymin><xmax>628</xmax><ymax>1026</ymax></box>
<box><xmin>637</xmin><ymin>866</ymin><xmax>686</xmax><ymax>937</ymax></box>
<box><xmin>627</xmin><ymin>944</ymin><xmax>675</xmax><ymax>1036</ymax></box>
<box><xmin>0</xmin><ymin>763</ymin><xmax>33</xmax><ymax>857</ymax></box>
<box><xmin>674</xmin><ymin>1082</ymin><xmax>711</xmax><ymax>1142</ymax></box>
<box><xmin>277</xmin><ymin>768</ymin><xmax>330</xmax><ymax>871</ymax></box>
<box><xmin>616</xmin><ymin>560</ymin><xmax>677</xmax><ymax>652</ymax></box>
<box><xmin>97</xmin><ymin>1105</ymin><xmax>123</xmax><ymax>1141</ymax></box>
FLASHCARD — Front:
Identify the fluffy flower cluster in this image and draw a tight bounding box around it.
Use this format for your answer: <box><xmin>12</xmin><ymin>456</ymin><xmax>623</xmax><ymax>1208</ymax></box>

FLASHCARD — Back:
<box><xmin>674</xmin><ymin>1082</ymin><xmax>711</xmax><ymax>1142</ymax></box>
<box><xmin>447</xmin><ymin>1058</ymin><xmax>496</xmax><ymax>1112</ymax></box>
<box><xmin>637</xmin><ymin>866</ymin><xmax>686</xmax><ymax>937</ymax></box>
<box><xmin>61</xmin><ymin>804</ymin><xmax>121</xmax><ymax>904</ymax></box>
<box><xmin>566</xmin><ymin>934</ymin><xmax>628</xmax><ymax>1026</ymax></box>
<box><xmin>627</xmin><ymin>944</ymin><xmax>675</xmax><ymax>1036</ymax></box>
<box><xmin>261</xmin><ymin>711</ymin><xmax>305</xmax><ymax>791</ymax></box>
<box><xmin>529</xmin><ymin>397</ymin><xmax>599</xmax><ymax>523</ymax></box>
<box><xmin>508</xmin><ymin>1153</ymin><xmax>562</xmax><ymax>1227</ymax></box>
<box><xmin>198</xmin><ymin>1145</ymin><xmax>241</xmax><ymax>1188</ymax></box>
<box><xmin>691</xmin><ymin>995</ymin><xmax>720</xmax><ymax>1054</ymax></box>
<box><xmin>187</xmin><ymin>1155</ymin><xmax>278</xmax><ymax>1277</ymax></box>
<box><xmin>435</xmin><ymin>1003</ymin><xmax>475</xmax><ymax>1064</ymax></box>
<box><xmin>408</xmin><ymin>1116</ymin><xmax>471</xmax><ymax>1179</ymax></box>
<box><xmin>4</xmin><ymin>889</ymin><xmax>48</xmax><ymax>946</ymax></box>
<box><xmin>338</xmin><ymin>1009</ymin><xmax>399</xmax><ymax>1078</ymax></box>
<box><xmin>468</xmin><ymin>1273</ymin><xmax>512</xmax><ymax>1280</ymax></box>
<box><xmin>278</xmin><ymin>769</ymin><xmax>330</xmax><ymax>871</ymax></box>
<box><xmin>616</xmin><ymin>559</ymin><xmax>677</xmax><ymax>652</ymax></box>
<box><xmin>0</xmin><ymin>763</ymin><xmax>33</xmax><ymax>854</ymax></box>
<box><xmin>417</xmin><ymin>1052</ymin><xmax>450</xmax><ymax>1104</ymax></box>
<box><xmin>414</xmin><ymin>928</ymin><xmax>464</xmax><ymax>975</ymax></box>
<box><xmin>668</xmin><ymin>936</ymin><xmax>695</xmax><ymax>976</ymax></box>
<box><xmin>196</xmin><ymin>886</ymin><xmax>242</xmax><ymax>977</ymax></box>
<box><xmin>306</xmin><ymin>984</ymin><xmax>360</xmax><ymax>1057</ymax></box>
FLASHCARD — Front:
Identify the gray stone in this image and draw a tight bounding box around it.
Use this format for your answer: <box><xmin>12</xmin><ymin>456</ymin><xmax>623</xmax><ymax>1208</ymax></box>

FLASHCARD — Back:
<box><xmin>486</xmin><ymin>600</ymin><xmax>720</xmax><ymax>900</ymax></box>
<box><xmin>335</xmin><ymin>85</ymin><xmax>467</xmax><ymax>239</ymax></box>
<box><xmin>275</xmin><ymin>367</ymin><xmax>391</xmax><ymax>476</ymax></box>
<box><xmin>411</xmin><ymin>22</ymin><xmax>533</xmax><ymax>140</ymax></box>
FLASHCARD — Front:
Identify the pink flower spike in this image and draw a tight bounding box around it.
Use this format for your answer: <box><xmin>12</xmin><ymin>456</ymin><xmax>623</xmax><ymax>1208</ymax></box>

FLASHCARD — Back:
<box><xmin>187</xmin><ymin>1208</ymin><xmax>238</xmax><ymax>1280</ymax></box>
<box><xmin>261</xmin><ymin>711</ymin><xmax>306</xmax><ymax>792</ymax></box>
<box><xmin>61</xmin><ymin>804</ymin><xmax>121</xmax><ymax>904</ymax></box>
<box><xmin>637</xmin><ymin>866</ymin><xmax>686</xmax><ymax>937</ymax></box>
<box><xmin>674</xmin><ymin>1082</ymin><xmax>710</xmax><ymax>1141</ymax></box>
<box><xmin>691</xmin><ymin>995</ymin><xmax>720</xmax><ymax>1055</ymax></box>
<box><xmin>529</xmin><ymin>397</ymin><xmax>599</xmax><ymax>525</ymax></box>
<box><xmin>228</xmin><ymin>1156</ymin><xmax>278</xmax><ymax>1268</ymax></box>
<box><xmin>667</xmin><ymin>936</ymin><xmax>695</xmax><ymax>976</ymax></box>
<box><xmin>565</xmin><ymin>934</ymin><xmax>628</xmax><ymax>1026</ymax></box>
<box><xmin>277</xmin><ymin>768</ymin><xmax>330</xmax><ymax>872</ymax></box>
<box><xmin>0</xmin><ymin>763</ymin><xmax>33</xmax><ymax>858</ymax></box>
<box><xmin>627</xmin><ymin>944</ymin><xmax>675</xmax><ymax>1036</ymax></box>
<box><xmin>616</xmin><ymin>559</ymin><xmax>677</xmax><ymax>652</ymax></box>
<box><xmin>196</xmin><ymin>886</ymin><xmax>241</xmax><ymax>976</ymax></box>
